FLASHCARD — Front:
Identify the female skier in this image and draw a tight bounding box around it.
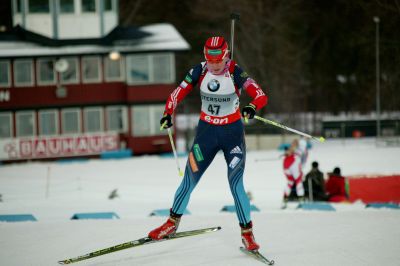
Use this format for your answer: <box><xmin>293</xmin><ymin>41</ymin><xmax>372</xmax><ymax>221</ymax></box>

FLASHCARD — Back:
<box><xmin>148</xmin><ymin>36</ymin><xmax>268</xmax><ymax>251</ymax></box>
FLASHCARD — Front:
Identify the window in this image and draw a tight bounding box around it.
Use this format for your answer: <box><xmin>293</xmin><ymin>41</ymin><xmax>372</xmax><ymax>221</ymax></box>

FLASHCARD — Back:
<box><xmin>60</xmin><ymin>57</ymin><xmax>79</xmax><ymax>84</ymax></box>
<box><xmin>126</xmin><ymin>53</ymin><xmax>175</xmax><ymax>85</ymax></box>
<box><xmin>132</xmin><ymin>106</ymin><xmax>149</xmax><ymax>136</ymax></box>
<box><xmin>14</xmin><ymin>59</ymin><xmax>34</xmax><ymax>86</ymax></box>
<box><xmin>82</xmin><ymin>56</ymin><xmax>101</xmax><ymax>83</ymax></box>
<box><xmin>126</xmin><ymin>55</ymin><xmax>149</xmax><ymax>84</ymax></box>
<box><xmin>60</xmin><ymin>0</ymin><xmax>74</xmax><ymax>13</ymax></box>
<box><xmin>39</xmin><ymin>110</ymin><xmax>58</xmax><ymax>136</ymax></box>
<box><xmin>104</xmin><ymin>0</ymin><xmax>113</xmax><ymax>11</ymax></box>
<box><xmin>153</xmin><ymin>54</ymin><xmax>173</xmax><ymax>83</ymax></box>
<box><xmin>29</xmin><ymin>0</ymin><xmax>50</xmax><ymax>13</ymax></box>
<box><xmin>37</xmin><ymin>58</ymin><xmax>56</xmax><ymax>85</ymax></box>
<box><xmin>0</xmin><ymin>113</ymin><xmax>12</xmax><ymax>138</ymax></box>
<box><xmin>131</xmin><ymin>104</ymin><xmax>167</xmax><ymax>136</ymax></box>
<box><xmin>61</xmin><ymin>108</ymin><xmax>81</xmax><ymax>134</ymax></box>
<box><xmin>82</xmin><ymin>0</ymin><xmax>96</xmax><ymax>12</ymax></box>
<box><xmin>84</xmin><ymin>107</ymin><xmax>103</xmax><ymax>133</ymax></box>
<box><xmin>106</xmin><ymin>106</ymin><xmax>127</xmax><ymax>132</ymax></box>
<box><xmin>16</xmin><ymin>111</ymin><xmax>35</xmax><ymax>137</ymax></box>
<box><xmin>14</xmin><ymin>0</ymin><xmax>22</xmax><ymax>13</ymax></box>
<box><xmin>104</xmin><ymin>56</ymin><xmax>124</xmax><ymax>81</ymax></box>
<box><xmin>0</xmin><ymin>61</ymin><xmax>11</xmax><ymax>87</ymax></box>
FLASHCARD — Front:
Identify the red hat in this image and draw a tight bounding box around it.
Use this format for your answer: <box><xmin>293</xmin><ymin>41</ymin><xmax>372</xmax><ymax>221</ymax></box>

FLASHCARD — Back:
<box><xmin>203</xmin><ymin>36</ymin><xmax>229</xmax><ymax>62</ymax></box>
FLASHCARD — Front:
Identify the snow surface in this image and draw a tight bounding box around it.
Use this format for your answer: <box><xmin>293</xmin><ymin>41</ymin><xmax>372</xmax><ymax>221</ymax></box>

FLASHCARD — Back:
<box><xmin>0</xmin><ymin>138</ymin><xmax>400</xmax><ymax>266</ymax></box>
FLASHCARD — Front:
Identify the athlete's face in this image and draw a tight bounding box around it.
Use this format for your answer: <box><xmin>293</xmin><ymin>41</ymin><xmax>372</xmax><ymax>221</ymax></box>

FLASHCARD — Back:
<box><xmin>207</xmin><ymin>58</ymin><xmax>227</xmax><ymax>74</ymax></box>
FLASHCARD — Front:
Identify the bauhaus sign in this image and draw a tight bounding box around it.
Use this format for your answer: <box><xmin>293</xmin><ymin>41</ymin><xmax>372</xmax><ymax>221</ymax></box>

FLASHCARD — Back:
<box><xmin>0</xmin><ymin>133</ymin><xmax>119</xmax><ymax>160</ymax></box>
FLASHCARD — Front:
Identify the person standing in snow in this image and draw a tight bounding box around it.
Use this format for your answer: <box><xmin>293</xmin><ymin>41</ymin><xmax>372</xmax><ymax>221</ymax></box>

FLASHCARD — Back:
<box><xmin>297</xmin><ymin>137</ymin><xmax>309</xmax><ymax>167</ymax></box>
<box><xmin>147</xmin><ymin>36</ymin><xmax>268</xmax><ymax>251</ymax></box>
<box><xmin>281</xmin><ymin>140</ymin><xmax>305</xmax><ymax>208</ymax></box>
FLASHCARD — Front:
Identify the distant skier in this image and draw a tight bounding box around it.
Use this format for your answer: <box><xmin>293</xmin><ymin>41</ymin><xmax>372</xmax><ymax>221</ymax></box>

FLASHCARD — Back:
<box><xmin>297</xmin><ymin>137</ymin><xmax>309</xmax><ymax>167</ymax></box>
<box><xmin>281</xmin><ymin>140</ymin><xmax>305</xmax><ymax>208</ymax></box>
<box><xmin>148</xmin><ymin>36</ymin><xmax>268</xmax><ymax>251</ymax></box>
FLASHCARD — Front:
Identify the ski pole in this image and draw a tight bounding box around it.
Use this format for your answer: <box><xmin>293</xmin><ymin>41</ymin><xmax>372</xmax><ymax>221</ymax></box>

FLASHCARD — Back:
<box><xmin>230</xmin><ymin>12</ymin><xmax>240</xmax><ymax>60</ymax></box>
<box><xmin>254</xmin><ymin>115</ymin><xmax>326</xmax><ymax>143</ymax></box>
<box><xmin>161</xmin><ymin>121</ymin><xmax>184</xmax><ymax>177</ymax></box>
<box><xmin>230</xmin><ymin>12</ymin><xmax>249</xmax><ymax>123</ymax></box>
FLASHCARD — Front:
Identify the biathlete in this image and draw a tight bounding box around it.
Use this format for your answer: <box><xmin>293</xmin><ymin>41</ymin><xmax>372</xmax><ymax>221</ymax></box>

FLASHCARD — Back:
<box><xmin>148</xmin><ymin>36</ymin><xmax>268</xmax><ymax>251</ymax></box>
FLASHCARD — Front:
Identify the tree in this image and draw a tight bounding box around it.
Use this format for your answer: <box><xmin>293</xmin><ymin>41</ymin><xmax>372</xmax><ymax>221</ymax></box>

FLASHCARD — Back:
<box><xmin>119</xmin><ymin>0</ymin><xmax>400</xmax><ymax>113</ymax></box>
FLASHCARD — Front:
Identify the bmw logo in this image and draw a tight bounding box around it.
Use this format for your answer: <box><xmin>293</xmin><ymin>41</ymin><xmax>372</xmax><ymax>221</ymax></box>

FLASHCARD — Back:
<box><xmin>207</xmin><ymin>79</ymin><xmax>220</xmax><ymax>92</ymax></box>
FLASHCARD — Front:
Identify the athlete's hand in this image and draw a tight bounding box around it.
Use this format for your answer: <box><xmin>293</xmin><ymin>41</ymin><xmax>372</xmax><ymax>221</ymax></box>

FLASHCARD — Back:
<box><xmin>160</xmin><ymin>114</ymin><xmax>173</xmax><ymax>129</ymax></box>
<box><xmin>241</xmin><ymin>104</ymin><xmax>256</xmax><ymax>119</ymax></box>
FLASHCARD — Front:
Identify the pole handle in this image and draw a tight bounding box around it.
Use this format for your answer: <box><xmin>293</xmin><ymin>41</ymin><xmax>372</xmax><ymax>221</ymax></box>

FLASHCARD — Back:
<box><xmin>160</xmin><ymin>121</ymin><xmax>167</xmax><ymax>131</ymax></box>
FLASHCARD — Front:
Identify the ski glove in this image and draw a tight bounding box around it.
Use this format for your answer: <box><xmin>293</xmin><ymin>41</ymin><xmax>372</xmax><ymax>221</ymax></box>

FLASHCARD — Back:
<box><xmin>160</xmin><ymin>114</ymin><xmax>173</xmax><ymax>129</ymax></box>
<box><xmin>241</xmin><ymin>104</ymin><xmax>256</xmax><ymax>119</ymax></box>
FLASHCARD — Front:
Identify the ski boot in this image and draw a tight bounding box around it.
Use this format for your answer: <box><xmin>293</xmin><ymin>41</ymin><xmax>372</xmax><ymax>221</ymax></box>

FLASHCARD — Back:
<box><xmin>148</xmin><ymin>211</ymin><xmax>181</xmax><ymax>240</ymax></box>
<box><xmin>281</xmin><ymin>196</ymin><xmax>289</xmax><ymax>209</ymax></box>
<box><xmin>240</xmin><ymin>221</ymin><xmax>260</xmax><ymax>251</ymax></box>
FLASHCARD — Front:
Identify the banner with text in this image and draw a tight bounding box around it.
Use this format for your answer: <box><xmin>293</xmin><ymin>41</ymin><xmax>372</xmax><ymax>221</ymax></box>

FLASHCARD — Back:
<box><xmin>0</xmin><ymin>133</ymin><xmax>119</xmax><ymax>160</ymax></box>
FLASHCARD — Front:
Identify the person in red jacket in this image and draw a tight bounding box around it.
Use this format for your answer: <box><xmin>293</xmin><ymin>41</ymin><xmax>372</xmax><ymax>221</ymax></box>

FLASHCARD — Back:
<box><xmin>281</xmin><ymin>140</ymin><xmax>304</xmax><ymax>208</ymax></box>
<box><xmin>325</xmin><ymin>167</ymin><xmax>348</xmax><ymax>202</ymax></box>
<box><xmin>147</xmin><ymin>36</ymin><xmax>268</xmax><ymax>251</ymax></box>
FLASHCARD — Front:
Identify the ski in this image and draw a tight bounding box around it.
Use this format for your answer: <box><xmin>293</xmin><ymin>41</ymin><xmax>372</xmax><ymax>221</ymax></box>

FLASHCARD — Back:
<box><xmin>58</xmin><ymin>226</ymin><xmax>221</xmax><ymax>264</ymax></box>
<box><xmin>239</xmin><ymin>247</ymin><xmax>275</xmax><ymax>265</ymax></box>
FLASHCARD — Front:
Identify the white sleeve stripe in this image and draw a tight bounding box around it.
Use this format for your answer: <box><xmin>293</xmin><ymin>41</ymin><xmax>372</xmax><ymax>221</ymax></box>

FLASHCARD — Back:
<box><xmin>255</xmin><ymin>90</ymin><xmax>265</xmax><ymax>99</ymax></box>
<box><xmin>170</xmin><ymin>87</ymin><xmax>181</xmax><ymax>109</ymax></box>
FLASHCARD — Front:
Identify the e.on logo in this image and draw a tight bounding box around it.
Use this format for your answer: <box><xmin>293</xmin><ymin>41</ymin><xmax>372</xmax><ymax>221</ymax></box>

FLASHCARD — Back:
<box><xmin>204</xmin><ymin>115</ymin><xmax>228</xmax><ymax>125</ymax></box>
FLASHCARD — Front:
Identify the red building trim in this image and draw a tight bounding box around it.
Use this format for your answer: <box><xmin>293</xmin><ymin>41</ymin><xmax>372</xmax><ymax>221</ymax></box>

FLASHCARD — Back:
<box><xmin>126</xmin><ymin>84</ymin><xmax>174</xmax><ymax>103</ymax></box>
<box><xmin>1</xmin><ymin>83</ymin><xmax>177</xmax><ymax>109</ymax></box>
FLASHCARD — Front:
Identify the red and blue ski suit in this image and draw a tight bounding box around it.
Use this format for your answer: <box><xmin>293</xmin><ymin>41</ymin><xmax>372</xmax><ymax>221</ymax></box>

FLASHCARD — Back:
<box><xmin>165</xmin><ymin>60</ymin><xmax>267</xmax><ymax>225</ymax></box>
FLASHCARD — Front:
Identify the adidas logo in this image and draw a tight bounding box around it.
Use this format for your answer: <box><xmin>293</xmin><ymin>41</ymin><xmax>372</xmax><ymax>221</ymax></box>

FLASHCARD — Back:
<box><xmin>230</xmin><ymin>146</ymin><xmax>242</xmax><ymax>154</ymax></box>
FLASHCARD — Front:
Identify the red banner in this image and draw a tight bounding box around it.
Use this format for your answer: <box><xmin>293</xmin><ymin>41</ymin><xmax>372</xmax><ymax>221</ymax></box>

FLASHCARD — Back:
<box><xmin>348</xmin><ymin>175</ymin><xmax>400</xmax><ymax>203</ymax></box>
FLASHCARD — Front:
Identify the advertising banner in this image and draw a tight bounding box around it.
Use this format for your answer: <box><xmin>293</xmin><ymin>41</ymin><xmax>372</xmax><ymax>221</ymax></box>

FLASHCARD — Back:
<box><xmin>0</xmin><ymin>133</ymin><xmax>119</xmax><ymax>160</ymax></box>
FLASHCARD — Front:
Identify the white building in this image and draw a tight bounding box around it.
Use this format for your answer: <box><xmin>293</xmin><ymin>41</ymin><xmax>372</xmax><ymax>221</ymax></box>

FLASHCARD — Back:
<box><xmin>12</xmin><ymin>0</ymin><xmax>118</xmax><ymax>39</ymax></box>
<box><xmin>0</xmin><ymin>0</ymin><xmax>191</xmax><ymax>161</ymax></box>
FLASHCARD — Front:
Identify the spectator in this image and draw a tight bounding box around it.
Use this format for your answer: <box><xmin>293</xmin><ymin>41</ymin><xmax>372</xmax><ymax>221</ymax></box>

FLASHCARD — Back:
<box><xmin>282</xmin><ymin>140</ymin><xmax>304</xmax><ymax>208</ymax></box>
<box><xmin>303</xmin><ymin>161</ymin><xmax>328</xmax><ymax>201</ymax></box>
<box><xmin>325</xmin><ymin>167</ymin><xmax>348</xmax><ymax>202</ymax></box>
<box><xmin>297</xmin><ymin>137</ymin><xmax>310</xmax><ymax>167</ymax></box>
